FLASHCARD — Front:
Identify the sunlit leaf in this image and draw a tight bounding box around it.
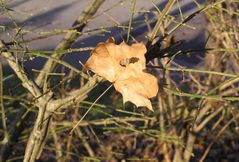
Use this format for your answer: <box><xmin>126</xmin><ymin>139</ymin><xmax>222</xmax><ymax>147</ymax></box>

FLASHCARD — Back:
<box><xmin>85</xmin><ymin>37</ymin><xmax>158</xmax><ymax>111</ymax></box>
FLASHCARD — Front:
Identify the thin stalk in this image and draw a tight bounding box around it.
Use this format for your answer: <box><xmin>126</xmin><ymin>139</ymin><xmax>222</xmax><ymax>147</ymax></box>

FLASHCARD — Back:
<box><xmin>0</xmin><ymin>56</ymin><xmax>8</xmax><ymax>145</ymax></box>
<box><xmin>164</xmin><ymin>87</ymin><xmax>239</xmax><ymax>101</ymax></box>
<box><xmin>148</xmin><ymin>0</ymin><xmax>176</xmax><ymax>43</ymax></box>
<box><xmin>199</xmin><ymin>113</ymin><xmax>239</xmax><ymax>162</ymax></box>
<box><xmin>51</xmin><ymin>123</ymin><xmax>63</xmax><ymax>162</ymax></box>
<box><xmin>148</xmin><ymin>65</ymin><xmax>238</xmax><ymax>78</ymax></box>
<box><xmin>69</xmin><ymin>84</ymin><xmax>113</xmax><ymax>135</ymax></box>
<box><xmin>126</xmin><ymin>0</ymin><xmax>136</xmax><ymax>42</ymax></box>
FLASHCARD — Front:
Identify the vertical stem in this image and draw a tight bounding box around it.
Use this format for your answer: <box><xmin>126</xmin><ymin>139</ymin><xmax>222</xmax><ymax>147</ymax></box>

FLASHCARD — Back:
<box><xmin>0</xmin><ymin>56</ymin><xmax>8</xmax><ymax>144</ymax></box>
<box><xmin>158</xmin><ymin>95</ymin><xmax>170</xmax><ymax>162</ymax></box>
<box><xmin>147</xmin><ymin>0</ymin><xmax>176</xmax><ymax>44</ymax></box>
<box><xmin>183</xmin><ymin>133</ymin><xmax>196</xmax><ymax>162</ymax></box>
<box><xmin>51</xmin><ymin>123</ymin><xmax>63</xmax><ymax>162</ymax></box>
<box><xmin>23</xmin><ymin>106</ymin><xmax>51</xmax><ymax>162</ymax></box>
<box><xmin>126</xmin><ymin>0</ymin><xmax>136</xmax><ymax>42</ymax></box>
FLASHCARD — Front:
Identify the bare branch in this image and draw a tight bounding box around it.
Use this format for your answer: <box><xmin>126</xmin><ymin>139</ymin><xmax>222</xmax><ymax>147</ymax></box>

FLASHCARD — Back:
<box><xmin>35</xmin><ymin>0</ymin><xmax>105</xmax><ymax>87</ymax></box>
<box><xmin>0</xmin><ymin>40</ymin><xmax>43</xmax><ymax>99</ymax></box>
<box><xmin>48</xmin><ymin>76</ymin><xmax>102</xmax><ymax>112</ymax></box>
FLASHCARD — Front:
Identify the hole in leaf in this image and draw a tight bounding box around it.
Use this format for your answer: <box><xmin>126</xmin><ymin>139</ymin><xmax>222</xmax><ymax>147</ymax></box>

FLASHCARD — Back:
<box><xmin>119</xmin><ymin>57</ymin><xmax>139</xmax><ymax>67</ymax></box>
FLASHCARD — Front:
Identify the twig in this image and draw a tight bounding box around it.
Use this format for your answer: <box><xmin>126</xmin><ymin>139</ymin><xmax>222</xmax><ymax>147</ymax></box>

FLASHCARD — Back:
<box><xmin>23</xmin><ymin>109</ymin><xmax>51</xmax><ymax>162</ymax></box>
<box><xmin>158</xmin><ymin>95</ymin><xmax>171</xmax><ymax>162</ymax></box>
<box><xmin>126</xmin><ymin>0</ymin><xmax>136</xmax><ymax>42</ymax></box>
<box><xmin>194</xmin><ymin>106</ymin><xmax>224</xmax><ymax>132</ymax></box>
<box><xmin>199</xmin><ymin>113</ymin><xmax>239</xmax><ymax>162</ymax></box>
<box><xmin>69</xmin><ymin>84</ymin><xmax>113</xmax><ymax>135</ymax></box>
<box><xmin>35</xmin><ymin>0</ymin><xmax>105</xmax><ymax>88</ymax></box>
<box><xmin>75</xmin><ymin>128</ymin><xmax>95</xmax><ymax>157</ymax></box>
<box><xmin>148</xmin><ymin>65</ymin><xmax>239</xmax><ymax>78</ymax></box>
<box><xmin>51</xmin><ymin>123</ymin><xmax>63</xmax><ymax>162</ymax></box>
<box><xmin>0</xmin><ymin>109</ymin><xmax>31</xmax><ymax>162</ymax></box>
<box><xmin>0</xmin><ymin>41</ymin><xmax>43</xmax><ymax>99</ymax></box>
<box><xmin>163</xmin><ymin>87</ymin><xmax>239</xmax><ymax>101</ymax></box>
<box><xmin>147</xmin><ymin>0</ymin><xmax>176</xmax><ymax>44</ymax></box>
<box><xmin>48</xmin><ymin>76</ymin><xmax>102</xmax><ymax>112</ymax></box>
<box><xmin>0</xmin><ymin>55</ymin><xmax>8</xmax><ymax>145</ymax></box>
<box><xmin>57</xmin><ymin>117</ymin><xmax>151</xmax><ymax>127</ymax></box>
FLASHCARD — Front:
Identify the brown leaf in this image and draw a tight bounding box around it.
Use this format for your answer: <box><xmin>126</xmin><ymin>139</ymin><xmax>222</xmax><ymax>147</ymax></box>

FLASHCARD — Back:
<box><xmin>85</xmin><ymin>37</ymin><xmax>158</xmax><ymax>111</ymax></box>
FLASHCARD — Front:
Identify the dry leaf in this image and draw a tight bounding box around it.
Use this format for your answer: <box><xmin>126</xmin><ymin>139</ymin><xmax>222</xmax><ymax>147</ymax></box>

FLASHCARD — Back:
<box><xmin>85</xmin><ymin>37</ymin><xmax>158</xmax><ymax>111</ymax></box>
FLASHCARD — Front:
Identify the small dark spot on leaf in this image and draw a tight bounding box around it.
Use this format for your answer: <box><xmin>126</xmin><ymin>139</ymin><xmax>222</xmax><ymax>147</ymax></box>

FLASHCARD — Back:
<box><xmin>120</xmin><ymin>57</ymin><xmax>139</xmax><ymax>67</ymax></box>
